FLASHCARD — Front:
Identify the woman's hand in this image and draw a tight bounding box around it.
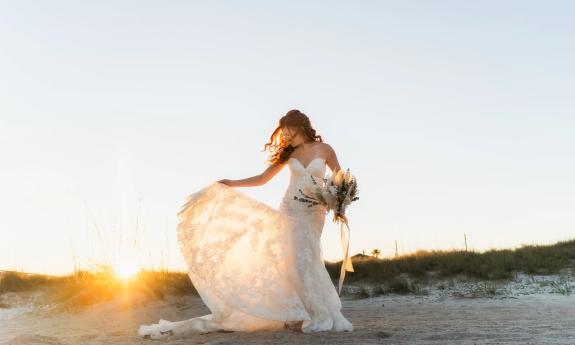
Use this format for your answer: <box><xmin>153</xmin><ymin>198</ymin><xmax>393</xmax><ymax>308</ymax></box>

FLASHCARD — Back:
<box><xmin>218</xmin><ymin>179</ymin><xmax>233</xmax><ymax>186</ymax></box>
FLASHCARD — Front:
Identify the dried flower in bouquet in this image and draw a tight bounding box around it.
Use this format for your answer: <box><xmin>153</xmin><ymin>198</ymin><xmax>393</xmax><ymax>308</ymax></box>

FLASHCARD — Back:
<box><xmin>294</xmin><ymin>168</ymin><xmax>359</xmax><ymax>223</ymax></box>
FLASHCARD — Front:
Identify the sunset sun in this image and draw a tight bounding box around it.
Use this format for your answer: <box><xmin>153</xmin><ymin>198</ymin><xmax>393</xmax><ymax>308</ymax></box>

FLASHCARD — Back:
<box><xmin>113</xmin><ymin>258</ymin><xmax>141</xmax><ymax>280</ymax></box>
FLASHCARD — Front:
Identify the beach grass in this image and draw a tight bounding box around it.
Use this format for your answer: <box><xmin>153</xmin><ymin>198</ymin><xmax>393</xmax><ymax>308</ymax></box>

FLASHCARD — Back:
<box><xmin>0</xmin><ymin>266</ymin><xmax>196</xmax><ymax>308</ymax></box>
<box><xmin>2</xmin><ymin>238</ymin><xmax>574</xmax><ymax>306</ymax></box>
<box><xmin>326</xmin><ymin>238</ymin><xmax>575</xmax><ymax>283</ymax></box>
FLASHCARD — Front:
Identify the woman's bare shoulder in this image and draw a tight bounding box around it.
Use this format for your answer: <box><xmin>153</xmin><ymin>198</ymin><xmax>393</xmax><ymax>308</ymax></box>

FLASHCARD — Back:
<box><xmin>319</xmin><ymin>142</ymin><xmax>336</xmax><ymax>157</ymax></box>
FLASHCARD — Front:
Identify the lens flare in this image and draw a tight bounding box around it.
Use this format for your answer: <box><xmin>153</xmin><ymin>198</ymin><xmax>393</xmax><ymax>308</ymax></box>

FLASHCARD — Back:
<box><xmin>113</xmin><ymin>258</ymin><xmax>140</xmax><ymax>280</ymax></box>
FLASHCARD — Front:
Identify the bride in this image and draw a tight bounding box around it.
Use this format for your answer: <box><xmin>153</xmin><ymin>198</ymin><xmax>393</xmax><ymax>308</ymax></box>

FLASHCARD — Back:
<box><xmin>138</xmin><ymin>109</ymin><xmax>354</xmax><ymax>339</ymax></box>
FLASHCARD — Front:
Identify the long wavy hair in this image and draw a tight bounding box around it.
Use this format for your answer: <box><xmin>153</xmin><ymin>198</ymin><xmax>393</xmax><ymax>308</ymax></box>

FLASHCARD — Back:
<box><xmin>263</xmin><ymin>109</ymin><xmax>323</xmax><ymax>165</ymax></box>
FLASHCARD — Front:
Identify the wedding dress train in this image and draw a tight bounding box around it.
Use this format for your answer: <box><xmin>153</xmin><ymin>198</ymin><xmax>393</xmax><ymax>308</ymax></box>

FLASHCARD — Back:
<box><xmin>138</xmin><ymin>157</ymin><xmax>353</xmax><ymax>339</ymax></box>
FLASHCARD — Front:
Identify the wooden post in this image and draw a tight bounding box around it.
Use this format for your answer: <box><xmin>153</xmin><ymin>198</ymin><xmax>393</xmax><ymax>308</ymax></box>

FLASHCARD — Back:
<box><xmin>464</xmin><ymin>233</ymin><xmax>468</xmax><ymax>252</ymax></box>
<box><xmin>395</xmin><ymin>240</ymin><xmax>398</xmax><ymax>258</ymax></box>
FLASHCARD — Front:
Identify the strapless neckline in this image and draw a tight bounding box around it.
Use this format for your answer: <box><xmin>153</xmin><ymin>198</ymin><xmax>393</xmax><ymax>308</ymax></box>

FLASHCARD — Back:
<box><xmin>288</xmin><ymin>157</ymin><xmax>325</xmax><ymax>170</ymax></box>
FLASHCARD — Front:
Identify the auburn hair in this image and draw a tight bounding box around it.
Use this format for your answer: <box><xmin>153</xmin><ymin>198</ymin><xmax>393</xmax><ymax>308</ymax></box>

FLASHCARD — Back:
<box><xmin>263</xmin><ymin>109</ymin><xmax>323</xmax><ymax>165</ymax></box>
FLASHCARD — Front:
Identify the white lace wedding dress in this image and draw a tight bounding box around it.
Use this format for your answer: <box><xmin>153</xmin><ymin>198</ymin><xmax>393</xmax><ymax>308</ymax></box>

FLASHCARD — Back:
<box><xmin>137</xmin><ymin>157</ymin><xmax>353</xmax><ymax>339</ymax></box>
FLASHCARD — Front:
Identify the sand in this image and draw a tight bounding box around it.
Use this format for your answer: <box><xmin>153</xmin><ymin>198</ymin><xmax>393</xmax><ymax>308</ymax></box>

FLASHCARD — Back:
<box><xmin>1</xmin><ymin>274</ymin><xmax>575</xmax><ymax>344</ymax></box>
<box><xmin>1</xmin><ymin>294</ymin><xmax>575</xmax><ymax>344</ymax></box>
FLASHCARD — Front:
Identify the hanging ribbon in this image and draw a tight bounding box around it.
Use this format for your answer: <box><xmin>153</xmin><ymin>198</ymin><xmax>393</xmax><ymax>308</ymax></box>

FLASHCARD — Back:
<box><xmin>337</xmin><ymin>215</ymin><xmax>354</xmax><ymax>295</ymax></box>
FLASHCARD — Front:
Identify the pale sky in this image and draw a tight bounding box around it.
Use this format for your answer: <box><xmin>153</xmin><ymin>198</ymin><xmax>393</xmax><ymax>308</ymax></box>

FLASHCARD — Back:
<box><xmin>1</xmin><ymin>1</ymin><xmax>574</xmax><ymax>275</ymax></box>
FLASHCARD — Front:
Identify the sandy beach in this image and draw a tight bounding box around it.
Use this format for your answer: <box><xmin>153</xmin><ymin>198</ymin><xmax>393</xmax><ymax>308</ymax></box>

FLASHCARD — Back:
<box><xmin>2</xmin><ymin>274</ymin><xmax>575</xmax><ymax>345</ymax></box>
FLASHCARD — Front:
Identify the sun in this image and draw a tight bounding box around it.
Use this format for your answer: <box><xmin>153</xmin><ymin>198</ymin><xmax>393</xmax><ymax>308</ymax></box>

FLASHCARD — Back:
<box><xmin>113</xmin><ymin>258</ymin><xmax>141</xmax><ymax>280</ymax></box>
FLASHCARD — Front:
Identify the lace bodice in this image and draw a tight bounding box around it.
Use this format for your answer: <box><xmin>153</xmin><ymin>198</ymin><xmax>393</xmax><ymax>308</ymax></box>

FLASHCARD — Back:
<box><xmin>287</xmin><ymin>157</ymin><xmax>327</xmax><ymax>178</ymax></box>
<box><xmin>279</xmin><ymin>157</ymin><xmax>327</xmax><ymax>214</ymax></box>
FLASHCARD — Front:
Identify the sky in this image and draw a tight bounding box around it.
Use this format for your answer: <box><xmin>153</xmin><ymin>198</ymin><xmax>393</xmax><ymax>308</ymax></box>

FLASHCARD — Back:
<box><xmin>1</xmin><ymin>1</ymin><xmax>574</xmax><ymax>275</ymax></box>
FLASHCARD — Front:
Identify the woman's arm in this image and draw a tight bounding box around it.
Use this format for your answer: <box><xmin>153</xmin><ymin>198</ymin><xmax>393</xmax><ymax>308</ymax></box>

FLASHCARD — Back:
<box><xmin>218</xmin><ymin>161</ymin><xmax>285</xmax><ymax>187</ymax></box>
<box><xmin>324</xmin><ymin>143</ymin><xmax>342</xmax><ymax>174</ymax></box>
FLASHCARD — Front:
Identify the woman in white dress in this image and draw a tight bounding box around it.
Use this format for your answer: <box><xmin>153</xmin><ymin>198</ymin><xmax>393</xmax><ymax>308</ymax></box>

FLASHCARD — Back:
<box><xmin>138</xmin><ymin>109</ymin><xmax>353</xmax><ymax>339</ymax></box>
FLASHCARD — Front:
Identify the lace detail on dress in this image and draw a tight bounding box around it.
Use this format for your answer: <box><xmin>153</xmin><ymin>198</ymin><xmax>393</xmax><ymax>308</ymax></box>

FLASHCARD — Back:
<box><xmin>137</xmin><ymin>157</ymin><xmax>353</xmax><ymax>337</ymax></box>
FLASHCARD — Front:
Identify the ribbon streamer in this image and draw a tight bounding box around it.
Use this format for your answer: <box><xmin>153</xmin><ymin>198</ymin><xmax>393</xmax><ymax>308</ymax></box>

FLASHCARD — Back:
<box><xmin>337</xmin><ymin>216</ymin><xmax>354</xmax><ymax>295</ymax></box>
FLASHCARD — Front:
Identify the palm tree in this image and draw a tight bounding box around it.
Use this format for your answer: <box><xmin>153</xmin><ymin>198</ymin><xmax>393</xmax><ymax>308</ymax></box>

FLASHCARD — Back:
<box><xmin>370</xmin><ymin>248</ymin><xmax>381</xmax><ymax>259</ymax></box>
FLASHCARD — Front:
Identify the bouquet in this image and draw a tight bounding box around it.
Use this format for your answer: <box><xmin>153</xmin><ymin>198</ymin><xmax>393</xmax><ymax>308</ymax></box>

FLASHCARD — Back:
<box><xmin>293</xmin><ymin>168</ymin><xmax>359</xmax><ymax>295</ymax></box>
<box><xmin>294</xmin><ymin>168</ymin><xmax>359</xmax><ymax>223</ymax></box>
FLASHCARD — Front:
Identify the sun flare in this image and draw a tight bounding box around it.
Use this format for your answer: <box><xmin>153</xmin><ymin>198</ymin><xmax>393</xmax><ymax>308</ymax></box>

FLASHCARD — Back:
<box><xmin>113</xmin><ymin>258</ymin><xmax>141</xmax><ymax>280</ymax></box>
